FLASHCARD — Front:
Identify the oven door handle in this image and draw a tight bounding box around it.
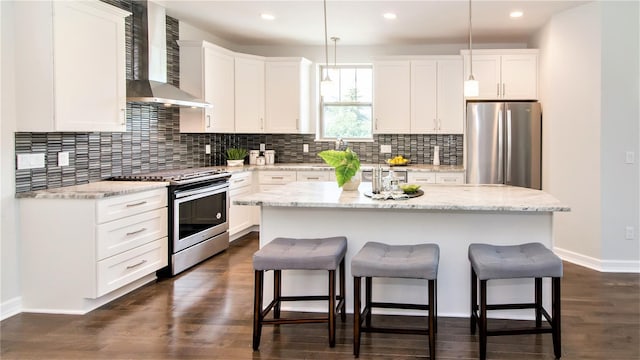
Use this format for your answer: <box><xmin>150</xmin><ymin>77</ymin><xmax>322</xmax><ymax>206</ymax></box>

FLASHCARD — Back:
<box><xmin>174</xmin><ymin>183</ymin><xmax>228</xmax><ymax>199</ymax></box>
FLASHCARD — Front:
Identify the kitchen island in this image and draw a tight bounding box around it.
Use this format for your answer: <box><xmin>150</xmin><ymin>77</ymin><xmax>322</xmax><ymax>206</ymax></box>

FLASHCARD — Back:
<box><xmin>234</xmin><ymin>182</ymin><xmax>569</xmax><ymax>318</ymax></box>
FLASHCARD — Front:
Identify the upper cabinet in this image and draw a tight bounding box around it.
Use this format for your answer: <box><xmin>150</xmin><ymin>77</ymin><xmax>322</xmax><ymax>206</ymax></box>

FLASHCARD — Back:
<box><xmin>179</xmin><ymin>41</ymin><xmax>235</xmax><ymax>133</ymax></box>
<box><xmin>410</xmin><ymin>57</ymin><xmax>463</xmax><ymax>134</ymax></box>
<box><xmin>373</xmin><ymin>60</ymin><xmax>411</xmax><ymax>134</ymax></box>
<box><xmin>462</xmin><ymin>49</ymin><xmax>538</xmax><ymax>100</ymax></box>
<box><xmin>265</xmin><ymin>58</ymin><xmax>312</xmax><ymax>134</ymax></box>
<box><xmin>15</xmin><ymin>1</ymin><xmax>130</xmax><ymax>132</ymax></box>
<box><xmin>235</xmin><ymin>54</ymin><xmax>266</xmax><ymax>133</ymax></box>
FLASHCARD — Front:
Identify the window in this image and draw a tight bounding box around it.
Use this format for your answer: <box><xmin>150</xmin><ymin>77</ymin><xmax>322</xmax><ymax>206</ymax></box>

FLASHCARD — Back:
<box><xmin>319</xmin><ymin>65</ymin><xmax>373</xmax><ymax>140</ymax></box>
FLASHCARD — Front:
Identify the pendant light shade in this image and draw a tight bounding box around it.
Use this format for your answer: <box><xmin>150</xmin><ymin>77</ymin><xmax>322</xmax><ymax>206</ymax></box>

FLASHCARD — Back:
<box><xmin>464</xmin><ymin>0</ymin><xmax>479</xmax><ymax>97</ymax></box>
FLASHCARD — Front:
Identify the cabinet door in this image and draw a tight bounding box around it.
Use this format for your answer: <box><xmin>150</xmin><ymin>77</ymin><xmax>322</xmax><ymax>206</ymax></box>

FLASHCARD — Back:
<box><xmin>435</xmin><ymin>172</ymin><xmax>465</xmax><ymax>184</ymax></box>
<box><xmin>53</xmin><ymin>1</ymin><xmax>127</xmax><ymax>132</ymax></box>
<box><xmin>373</xmin><ymin>61</ymin><xmax>411</xmax><ymax>133</ymax></box>
<box><xmin>408</xmin><ymin>172</ymin><xmax>436</xmax><ymax>185</ymax></box>
<box><xmin>229</xmin><ymin>185</ymin><xmax>255</xmax><ymax>236</ymax></box>
<box><xmin>206</xmin><ymin>47</ymin><xmax>235</xmax><ymax>132</ymax></box>
<box><xmin>501</xmin><ymin>55</ymin><xmax>538</xmax><ymax>100</ymax></box>
<box><xmin>235</xmin><ymin>56</ymin><xmax>265</xmax><ymax>133</ymax></box>
<box><xmin>436</xmin><ymin>59</ymin><xmax>464</xmax><ymax>134</ymax></box>
<box><xmin>410</xmin><ymin>60</ymin><xmax>437</xmax><ymax>133</ymax></box>
<box><xmin>265</xmin><ymin>61</ymin><xmax>304</xmax><ymax>133</ymax></box>
<box><xmin>464</xmin><ymin>54</ymin><xmax>501</xmax><ymax>100</ymax></box>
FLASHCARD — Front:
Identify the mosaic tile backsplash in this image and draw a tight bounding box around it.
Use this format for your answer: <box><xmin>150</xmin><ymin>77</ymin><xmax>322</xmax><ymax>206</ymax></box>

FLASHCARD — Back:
<box><xmin>14</xmin><ymin>0</ymin><xmax>463</xmax><ymax>193</ymax></box>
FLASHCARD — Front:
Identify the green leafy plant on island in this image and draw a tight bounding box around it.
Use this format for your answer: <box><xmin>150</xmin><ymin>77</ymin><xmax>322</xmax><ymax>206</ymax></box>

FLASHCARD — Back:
<box><xmin>318</xmin><ymin>148</ymin><xmax>361</xmax><ymax>187</ymax></box>
<box><xmin>225</xmin><ymin>148</ymin><xmax>248</xmax><ymax>160</ymax></box>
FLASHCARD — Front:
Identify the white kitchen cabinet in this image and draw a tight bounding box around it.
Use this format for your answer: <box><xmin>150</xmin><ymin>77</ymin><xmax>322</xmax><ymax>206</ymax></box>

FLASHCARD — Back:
<box><xmin>373</xmin><ymin>60</ymin><xmax>411</xmax><ymax>133</ymax></box>
<box><xmin>297</xmin><ymin>171</ymin><xmax>331</xmax><ymax>182</ymax></box>
<box><xmin>408</xmin><ymin>171</ymin><xmax>465</xmax><ymax>185</ymax></box>
<box><xmin>462</xmin><ymin>50</ymin><xmax>538</xmax><ymax>100</ymax></box>
<box><xmin>435</xmin><ymin>172</ymin><xmax>465</xmax><ymax>184</ymax></box>
<box><xmin>410</xmin><ymin>58</ymin><xmax>463</xmax><ymax>134</ymax></box>
<box><xmin>179</xmin><ymin>40</ymin><xmax>235</xmax><ymax>133</ymax></box>
<box><xmin>20</xmin><ymin>187</ymin><xmax>168</xmax><ymax>314</ymax></box>
<box><xmin>229</xmin><ymin>172</ymin><xmax>257</xmax><ymax>239</ymax></box>
<box><xmin>15</xmin><ymin>1</ymin><xmax>130</xmax><ymax>132</ymax></box>
<box><xmin>258</xmin><ymin>171</ymin><xmax>297</xmax><ymax>191</ymax></box>
<box><xmin>265</xmin><ymin>58</ymin><xmax>312</xmax><ymax>133</ymax></box>
<box><xmin>235</xmin><ymin>54</ymin><xmax>266</xmax><ymax>133</ymax></box>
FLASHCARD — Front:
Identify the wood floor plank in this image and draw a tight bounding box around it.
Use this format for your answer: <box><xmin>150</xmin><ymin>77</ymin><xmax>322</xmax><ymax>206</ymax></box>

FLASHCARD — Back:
<box><xmin>1</xmin><ymin>232</ymin><xmax>639</xmax><ymax>359</ymax></box>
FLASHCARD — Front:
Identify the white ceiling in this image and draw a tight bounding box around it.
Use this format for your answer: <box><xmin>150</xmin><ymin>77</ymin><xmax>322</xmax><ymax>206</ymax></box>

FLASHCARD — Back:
<box><xmin>154</xmin><ymin>0</ymin><xmax>589</xmax><ymax>46</ymax></box>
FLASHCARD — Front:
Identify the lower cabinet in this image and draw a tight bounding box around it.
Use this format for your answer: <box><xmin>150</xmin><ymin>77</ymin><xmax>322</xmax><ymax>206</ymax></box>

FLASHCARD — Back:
<box><xmin>20</xmin><ymin>188</ymin><xmax>168</xmax><ymax>314</ymax></box>
<box><xmin>229</xmin><ymin>171</ymin><xmax>257</xmax><ymax>239</ymax></box>
<box><xmin>408</xmin><ymin>171</ymin><xmax>465</xmax><ymax>185</ymax></box>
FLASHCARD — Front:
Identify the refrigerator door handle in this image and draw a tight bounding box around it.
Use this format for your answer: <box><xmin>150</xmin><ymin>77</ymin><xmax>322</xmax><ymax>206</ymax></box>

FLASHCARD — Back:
<box><xmin>498</xmin><ymin>110</ymin><xmax>504</xmax><ymax>184</ymax></box>
<box><xmin>506</xmin><ymin>109</ymin><xmax>512</xmax><ymax>184</ymax></box>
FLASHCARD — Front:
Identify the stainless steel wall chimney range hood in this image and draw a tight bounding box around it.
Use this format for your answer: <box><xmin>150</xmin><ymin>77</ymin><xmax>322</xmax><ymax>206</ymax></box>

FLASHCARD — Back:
<box><xmin>126</xmin><ymin>1</ymin><xmax>211</xmax><ymax>108</ymax></box>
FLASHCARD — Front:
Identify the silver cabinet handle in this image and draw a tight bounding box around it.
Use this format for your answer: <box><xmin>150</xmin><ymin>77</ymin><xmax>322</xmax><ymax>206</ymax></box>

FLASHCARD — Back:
<box><xmin>307</xmin><ymin>177</ymin><xmax>320</xmax><ymax>180</ymax></box>
<box><xmin>272</xmin><ymin>176</ymin><xmax>284</xmax><ymax>180</ymax></box>
<box><xmin>497</xmin><ymin>83</ymin><xmax>500</xmax><ymax>97</ymax></box>
<box><xmin>375</xmin><ymin>118</ymin><xmax>379</xmax><ymax>130</ymax></box>
<box><xmin>206</xmin><ymin>114</ymin><xmax>212</xmax><ymax>128</ymax></box>
<box><xmin>233</xmin><ymin>179</ymin><xmax>246</xmax><ymax>184</ymax></box>
<box><xmin>120</xmin><ymin>108</ymin><xmax>126</xmax><ymax>125</ymax></box>
<box><xmin>502</xmin><ymin>83</ymin><xmax>506</xmax><ymax>97</ymax></box>
<box><xmin>433</xmin><ymin>119</ymin><xmax>437</xmax><ymax>130</ymax></box>
<box><xmin>126</xmin><ymin>259</ymin><xmax>147</xmax><ymax>269</ymax></box>
<box><xmin>126</xmin><ymin>201</ymin><xmax>147</xmax><ymax>207</ymax></box>
<box><xmin>126</xmin><ymin>228</ymin><xmax>147</xmax><ymax>236</ymax></box>
<box><xmin>260</xmin><ymin>117</ymin><xmax>264</xmax><ymax>130</ymax></box>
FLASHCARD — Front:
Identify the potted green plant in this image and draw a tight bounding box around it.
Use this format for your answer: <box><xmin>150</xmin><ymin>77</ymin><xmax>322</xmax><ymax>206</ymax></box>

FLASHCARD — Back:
<box><xmin>225</xmin><ymin>148</ymin><xmax>248</xmax><ymax>167</ymax></box>
<box><xmin>318</xmin><ymin>148</ymin><xmax>361</xmax><ymax>190</ymax></box>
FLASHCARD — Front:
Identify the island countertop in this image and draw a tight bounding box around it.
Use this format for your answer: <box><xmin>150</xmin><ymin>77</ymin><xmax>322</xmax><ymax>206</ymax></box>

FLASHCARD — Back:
<box><xmin>234</xmin><ymin>181</ymin><xmax>570</xmax><ymax>212</ymax></box>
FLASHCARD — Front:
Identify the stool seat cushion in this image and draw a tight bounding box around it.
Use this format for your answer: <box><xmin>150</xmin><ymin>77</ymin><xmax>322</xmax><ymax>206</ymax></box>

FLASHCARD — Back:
<box><xmin>468</xmin><ymin>243</ymin><xmax>563</xmax><ymax>280</ymax></box>
<box><xmin>351</xmin><ymin>242</ymin><xmax>439</xmax><ymax>279</ymax></box>
<box><xmin>253</xmin><ymin>237</ymin><xmax>347</xmax><ymax>271</ymax></box>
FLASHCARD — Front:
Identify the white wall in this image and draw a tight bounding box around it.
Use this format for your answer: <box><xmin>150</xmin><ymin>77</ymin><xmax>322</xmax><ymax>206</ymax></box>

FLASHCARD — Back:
<box><xmin>1</xmin><ymin>0</ymin><xmax>21</xmax><ymax>319</ymax></box>
<box><xmin>532</xmin><ymin>1</ymin><xmax>640</xmax><ymax>272</ymax></box>
<box><xmin>599</xmin><ymin>1</ymin><xmax>639</xmax><ymax>265</ymax></box>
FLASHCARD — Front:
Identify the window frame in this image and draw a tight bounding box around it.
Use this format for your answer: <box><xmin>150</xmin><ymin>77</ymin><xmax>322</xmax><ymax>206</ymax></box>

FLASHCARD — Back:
<box><xmin>318</xmin><ymin>64</ymin><xmax>374</xmax><ymax>142</ymax></box>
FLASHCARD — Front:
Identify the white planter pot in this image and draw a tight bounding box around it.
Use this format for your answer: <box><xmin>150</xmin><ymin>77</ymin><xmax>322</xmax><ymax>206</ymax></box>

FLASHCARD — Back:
<box><xmin>227</xmin><ymin>160</ymin><xmax>245</xmax><ymax>167</ymax></box>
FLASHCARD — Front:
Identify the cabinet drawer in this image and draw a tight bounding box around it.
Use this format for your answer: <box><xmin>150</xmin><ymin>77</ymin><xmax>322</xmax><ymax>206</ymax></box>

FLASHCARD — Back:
<box><xmin>97</xmin><ymin>188</ymin><xmax>167</xmax><ymax>223</ymax></box>
<box><xmin>96</xmin><ymin>238</ymin><xmax>168</xmax><ymax>297</ymax></box>
<box><xmin>97</xmin><ymin>208</ymin><xmax>168</xmax><ymax>260</ymax></box>
<box><xmin>230</xmin><ymin>171</ymin><xmax>252</xmax><ymax>190</ymax></box>
<box><xmin>258</xmin><ymin>171</ymin><xmax>296</xmax><ymax>185</ymax></box>
<box><xmin>408</xmin><ymin>172</ymin><xmax>436</xmax><ymax>184</ymax></box>
<box><xmin>436</xmin><ymin>173</ymin><xmax>465</xmax><ymax>184</ymax></box>
<box><xmin>297</xmin><ymin>171</ymin><xmax>330</xmax><ymax>182</ymax></box>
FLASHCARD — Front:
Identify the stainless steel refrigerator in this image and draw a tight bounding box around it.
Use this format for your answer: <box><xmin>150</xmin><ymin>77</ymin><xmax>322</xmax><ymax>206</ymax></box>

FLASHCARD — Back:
<box><xmin>466</xmin><ymin>101</ymin><xmax>542</xmax><ymax>189</ymax></box>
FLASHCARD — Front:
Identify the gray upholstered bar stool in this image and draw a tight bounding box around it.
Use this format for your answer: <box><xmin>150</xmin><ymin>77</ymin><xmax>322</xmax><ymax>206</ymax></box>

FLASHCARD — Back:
<box><xmin>468</xmin><ymin>243</ymin><xmax>563</xmax><ymax>360</ymax></box>
<box><xmin>252</xmin><ymin>236</ymin><xmax>347</xmax><ymax>351</ymax></box>
<box><xmin>352</xmin><ymin>242</ymin><xmax>439</xmax><ymax>359</ymax></box>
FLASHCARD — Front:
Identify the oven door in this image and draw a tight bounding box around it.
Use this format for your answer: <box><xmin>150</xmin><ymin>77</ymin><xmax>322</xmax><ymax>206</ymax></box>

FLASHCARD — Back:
<box><xmin>173</xmin><ymin>182</ymin><xmax>229</xmax><ymax>253</ymax></box>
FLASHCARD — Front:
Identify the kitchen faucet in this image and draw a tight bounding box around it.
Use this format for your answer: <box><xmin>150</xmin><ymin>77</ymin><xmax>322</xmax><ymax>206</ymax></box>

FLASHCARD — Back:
<box><xmin>335</xmin><ymin>137</ymin><xmax>347</xmax><ymax>150</ymax></box>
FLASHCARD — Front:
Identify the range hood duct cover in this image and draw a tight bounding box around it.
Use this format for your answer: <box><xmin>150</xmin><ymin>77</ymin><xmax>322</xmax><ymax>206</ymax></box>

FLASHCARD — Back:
<box><xmin>126</xmin><ymin>1</ymin><xmax>211</xmax><ymax>108</ymax></box>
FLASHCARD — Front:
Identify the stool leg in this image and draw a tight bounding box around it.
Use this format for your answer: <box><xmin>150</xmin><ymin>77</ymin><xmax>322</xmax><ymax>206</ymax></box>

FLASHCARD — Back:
<box><xmin>428</xmin><ymin>279</ymin><xmax>436</xmax><ymax>360</ymax></box>
<box><xmin>552</xmin><ymin>277</ymin><xmax>562</xmax><ymax>359</ymax></box>
<box><xmin>354</xmin><ymin>276</ymin><xmax>362</xmax><ymax>358</ymax></box>
<box><xmin>365</xmin><ymin>277</ymin><xmax>373</xmax><ymax>328</ymax></box>
<box><xmin>479</xmin><ymin>279</ymin><xmax>488</xmax><ymax>360</ymax></box>
<box><xmin>328</xmin><ymin>269</ymin><xmax>336</xmax><ymax>347</ymax></box>
<box><xmin>535</xmin><ymin>277</ymin><xmax>542</xmax><ymax>328</ymax></box>
<box><xmin>470</xmin><ymin>267</ymin><xmax>478</xmax><ymax>334</ymax></box>
<box><xmin>434</xmin><ymin>279</ymin><xmax>438</xmax><ymax>334</ymax></box>
<box><xmin>340</xmin><ymin>259</ymin><xmax>346</xmax><ymax>322</ymax></box>
<box><xmin>253</xmin><ymin>270</ymin><xmax>264</xmax><ymax>351</ymax></box>
<box><xmin>274</xmin><ymin>270</ymin><xmax>282</xmax><ymax>319</ymax></box>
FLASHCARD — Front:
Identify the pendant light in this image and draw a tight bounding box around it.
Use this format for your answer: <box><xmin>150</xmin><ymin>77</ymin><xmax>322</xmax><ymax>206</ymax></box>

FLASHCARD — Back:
<box><xmin>320</xmin><ymin>0</ymin><xmax>333</xmax><ymax>97</ymax></box>
<box><xmin>464</xmin><ymin>0</ymin><xmax>479</xmax><ymax>97</ymax></box>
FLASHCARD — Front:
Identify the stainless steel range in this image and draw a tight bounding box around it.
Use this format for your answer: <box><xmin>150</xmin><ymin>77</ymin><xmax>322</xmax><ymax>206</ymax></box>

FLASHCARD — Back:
<box><xmin>114</xmin><ymin>168</ymin><xmax>231</xmax><ymax>276</ymax></box>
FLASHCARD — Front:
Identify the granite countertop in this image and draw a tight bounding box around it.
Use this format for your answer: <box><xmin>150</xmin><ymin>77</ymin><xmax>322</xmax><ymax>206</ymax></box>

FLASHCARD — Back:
<box><xmin>16</xmin><ymin>181</ymin><xmax>169</xmax><ymax>199</ymax></box>
<box><xmin>225</xmin><ymin>163</ymin><xmax>464</xmax><ymax>173</ymax></box>
<box><xmin>234</xmin><ymin>181</ymin><xmax>570</xmax><ymax>212</ymax></box>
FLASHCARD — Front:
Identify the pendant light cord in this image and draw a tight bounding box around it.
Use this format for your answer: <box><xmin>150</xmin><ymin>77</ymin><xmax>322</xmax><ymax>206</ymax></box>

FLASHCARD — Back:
<box><xmin>323</xmin><ymin>0</ymin><xmax>330</xmax><ymax>81</ymax></box>
<box><xmin>468</xmin><ymin>0</ymin><xmax>474</xmax><ymax>80</ymax></box>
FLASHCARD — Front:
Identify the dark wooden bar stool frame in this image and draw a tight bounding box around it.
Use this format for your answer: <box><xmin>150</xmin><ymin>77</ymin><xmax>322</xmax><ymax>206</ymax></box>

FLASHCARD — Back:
<box><xmin>252</xmin><ymin>259</ymin><xmax>346</xmax><ymax>350</ymax></box>
<box><xmin>353</xmin><ymin>276</ymin><xmax>437</xmax><ymax>359</ymax></box>
<box><xmin>470</xmin><ymin>267</ymin><xmax>562</xmax><ymax>360</ymax></box>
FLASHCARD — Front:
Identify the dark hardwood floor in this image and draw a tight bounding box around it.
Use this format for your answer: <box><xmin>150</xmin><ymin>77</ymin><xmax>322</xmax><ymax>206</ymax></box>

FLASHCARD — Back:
<box><xmin>2</xmin><ymin>232</ymin><xmax>639</xmax><ymax>359</ymax></box>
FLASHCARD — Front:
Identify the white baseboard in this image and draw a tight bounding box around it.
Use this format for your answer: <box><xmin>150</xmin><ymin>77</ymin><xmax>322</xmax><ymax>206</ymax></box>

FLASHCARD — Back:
<box><xmin>1</xmin><ymin>296</ymin><xmax>22</xmax><ymax>321</ymax></box>
<box><xmin>554</xmin><ymin>247</ymin><xmax>640</xmax><ymax>273</ymax></box>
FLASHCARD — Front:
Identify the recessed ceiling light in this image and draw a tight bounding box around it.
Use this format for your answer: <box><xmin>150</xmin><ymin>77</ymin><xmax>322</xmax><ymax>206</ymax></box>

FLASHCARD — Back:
<box><xmin>383</xmin><ymin>13</ymin><xmax>397</xmax><ymax>20</ymax></box>
<box><xmin>510</xmin><ymin>11</ymin><xmax>524</xmax><ymax>18</ymax></box>
<box><xmin>261</xmin><ymin>13</ymin><xmax>275</xmax><ymax>21</ymax></box>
